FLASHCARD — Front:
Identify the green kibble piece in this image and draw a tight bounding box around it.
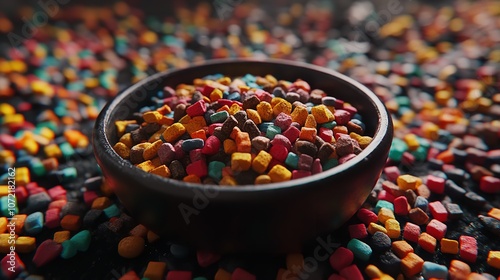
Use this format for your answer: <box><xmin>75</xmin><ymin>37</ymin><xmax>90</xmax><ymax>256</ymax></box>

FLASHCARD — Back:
<box><xmin>321</xmin><ymin>121</ymin><xmax>337</xmax><ymax>129</ymax></box>
<box><xmin>265</xmin><ymin>125</ymin><xmax>281</xmax><ymax>140</ymax></box>
<box><xmin>60</xmin><ymin>142</ymin><xmax>75</xmax><ymax>158</ymax></box>
<box><xmin>347</xmin><ymin>238</ymin><xmax>372</xmax><ymax>261</ymax></box>
<box><xmin>0</xmin><ymin>196</ymin><xmax>17</xmax><ymax>216</ymax></box>
<box><xmin>395</xmin><ymin>96</ymin><xmax>411</xmax><ymax>107</ymax></box>
<box><xmin>412</xmin><ymin>146</ymin><xmax>427</xmax><ymax>161</ymax></box>
<box><xmin>389</xmin><ymin>138</ymin><xmax>408</xmax><ymax>161</ymax></box>
<box><xmin>375</xmin><ymin>200</ymin><xmax>394</xmax><ymax>213</ymax></box>
<box><xmin>103</xmin><ymin>204</ymin><xmax>120</xmax><ymax>218</ymax></box>
<box><xmin>285</xmin><ymin>152</ymin><xmax>299</xmax><ymax>169</ymax></box>
<box><xmin>61</xmin><ymin>167</ymin><xmax>77</xmax><ymax>182</ymax></box>
<box><xmin>208</xmin><ymin>161</ymin><xmax>225</xmax><ymax>181</ymax></box>
<box><xmin>61</xmin><ymin>240</ymin><xmax>78</xmax><ymax>259</ymax></box>
<box><xmin>70</xmin><ymin>230</ymin><xmax>91</xmax><ymax>252</ymax></box>
<box><xmin>30</xmin><ymin>159</ymin><xmax>46</xmax><ymax>177</ymax></box>
<box><xmin>322</xmin><ymin>158</ymin><xmax>339</xmax><ymax>170</ymax></box>
<box><xmin>210</xmin><ymin>111</ymin><xmax>229</xmax><ymax>123</ymax></box>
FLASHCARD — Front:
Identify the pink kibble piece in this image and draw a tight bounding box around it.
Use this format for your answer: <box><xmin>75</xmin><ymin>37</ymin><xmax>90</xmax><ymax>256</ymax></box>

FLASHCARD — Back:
<box><xmin>333</xmin><ymin>109</ymin><xmax>351</xmax><ymax>125</ymax></box>
<box><xmin>394</xmin><ymin>196</ymin><xmax>409</xmax><ymax>216</ymax></box>
<box><xmin>339</xmin><ymin>264</ymin><xmax>363</xmax><ymax>280</ymax></box>
<box><xmin>348</xmin><ymin>224</ymin><xmax>368</xmax><ymax>239</ymax></box>
<box><xmin>459</xmin><ymin>235</ymin><xmax>478</xmax><ymax>263</ymax></box>
<box><xmin>319</xmin><ymin>127</ymin><xmax>334</xmax><ymax>142</ymax></box>
<box><xmin>274</xmin><ymin>112</ymin><xmax>292</xmax><ymax>130</ymax></box>
<box><xmin>384</xmin><ymin>166</ymin><xmax>401</xmax><ymax>182</ymax></box>
<box><xmin>48</xmin><ymin>185</ymin><xmax>67</xmax><ymax>200</ymax></box>
<box><xmin>282</xmin><ymin>126</ymin><xmax>300</xmax><ymax>143</ymax></box>
<box><xmin>186</xmin><ymin>100</ymin><xmax>206</xmax><ymax>117</ymax></box>
<box><xmin>328</xmin><ymin>274</ymin><xmax>347</xmax><ymax>280</ymax></box>
<box><xmin>231</xmin><ymin>268</ymin><xmax>256</xmax><ymax>280</ymax></box>
<box><xmin>480</xmin><ymin>176</ymin><xmax>500</xmax><ymax>193</ymax></box>
<box><xmin>378</xmin><ymin>190</ymin><xmax>395</xmax><ymax>203</ymax></box>
<box><xmin>338</xmin><ymin>153</ymin><xmax>356</xmax><ymax>164</ymax></box>
<box><xmin>426</xmin><ymin>175</ymin><xmax>445</xmax><ymax>194</ymax></box>
<box><xmin>45</xmin><ymin>208</ymin><xmax>61</xmax><ymax>229</ymax></box>
<box><xmin>426</xmin><ymin>219</ymin><xmax>447</xmax><ymax>240</ymax></box>
<box><xmin>269</xmin><ymin>144</ymin><xmax>288</xmax><ymax>162</ymax></box>
<box><xmin>403</xmin><ymin>222</ymin><xmax>421</xmax><ymax>243</ymax></box>
<box><xmin>186</xmin><ymin>160</ymin><xmax>208</xmax><ymax>178</ymax></box>
<box><xmin>201</xmin><ymin>135</ymin><xmax>221</xmax><ymax>156</ymax></box>
<box><xmin>428</xmin><ymin>201</ymin><xmax>448</xmax><ymax>222</ymax></box>
<box><xmin>197</xmin><ymin>251</ymin><xmax>221</xmax><ymax>268</ymax></box>
<box><xmin>270</xmin><ymin>135</ymin><xmax>292</xmax><ymax>151</ymax></box>
<box><xmin>330</xmin><ymin>247</ymin><xmax>354</xmax><ymax>271</ymax></box>
<box><xmin>357</xmin><ymin>208</ymin><xmax>378</xmax><ymax>226</ymax></box>
<box><xmin>312</xmin><ymin>158</ymin><xmax>323</xmax><ymax>174</ymax></box>
<box><xmin>83</xmin><ymin>191</ymin><xmax>98</xmax><ymax>206</ymax></box>
<box><xmin>32</xmin><ymin>240</ymin><xmax>62</xmax><ymax>267</ymax></box>
<box><xmin>2</xmin><ymin>252</ymin><xmax>24</xmax><ymax>278</ymax></box>
<box><xmin>292</xmin><ymin>170</ymin><xmax>311</xmax><ymax>180</ymax></box>
<box><xmin>158</xmin><ymin>143</ymin><xmax>176</xmax><ymax>164</ymax></box>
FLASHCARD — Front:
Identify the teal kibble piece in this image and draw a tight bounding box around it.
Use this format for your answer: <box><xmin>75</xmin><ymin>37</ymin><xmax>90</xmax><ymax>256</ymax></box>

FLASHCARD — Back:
<box><xmin>321</xmin><ymin>121</ymin><xmax>337</xmax><ymax>129</ymax></box>
<box><xmin>70</xmin><ymin>230</ymin><xmax>91</xmax><ymax>252</ymax></box>
<box><xmin>227</xmin><ymin>92</ymin><xmax>241</xmax><ymax>101</ymax></box>
<box><xmin>347</xmin><ymin>238</ymin><xmax>372</xmax><ymax>261</ymax></box>
<box><xmin>60</xmin><ymin>142</ymin><xmax>75</xmax><ymax>158</ymax></box>
<box><xmin>103</xmin><ymin>204</ymin><xmax>120</xmax><ymax>218</ymax></box>
<box><xmin>181</xmin><ymin>139</ymin><xmax>204</xmax><ymax>152</ymax></box>
<box><xmin>265</xmin><ymin>125</ymin><xmax>281</xmax><ymax>140</ymax></box>
<box><xmin>61</xmin><ymin>240</ymin><xmax>78</xmax><ymax>259</ymax></box>
<box><xmin>375</xmin><ymin>200</ymin><xmax>394</xmax><ymax>213</ymax></box>
<box><xmin>36</xmin><ymin>121</ymin><xmax>58</xmax><ymax>132</ymax></box>
<box><xmin>61</xmin><ymin>167</ymin><xmax>77</xmax><ymax>182</ymax></box>
<box><xmin>389</xmin><ymin>138</ymin><xmax>408</xmax><ymax>161</ymax></box>
<box><xmin>285</xmin><ymin>152</ymin><xmax>299</xmax><ymax>169</ymax></box>
<box><xmin>422</xmin><ymin>261</ymin><xmax>448</xmax><ymax>279</ymax></box>
<box><xmin>395</xmin><ymin>96</ymin><xmax>411</xmax><ymax>108</ymax></box>
<box><xmin>416</xmin><ymin>137</ymin><xmax>431</xmax><ymax>149</ymax></box>
<box><xmin>30</xmin><ymin>158</ymin><xmax>46</xmax><ymax>177</ymax></box>
<box><xmin>0</xmin><ymin>196</ymin><xmax>18</xmax><ymax>216</ymax></box>
<box><xmin>208</xmin><ymin>161</ymin><xmax>225</xmax><ymax>181</ymax></box>
<box><xmin>210</xmin><ymin>111</ymin><xmax>229</xmax><ymax>123</ymax></box>
<box><xmin>322</xmin><ymin>158</ymin><xmax>338</xmax><ymax>170</ymax></box>
<box><xmin>258</xmin><ymin>122</ymin><xmax>274</xmax><ymax>133</ymax></box>
<box><xmin>411</xmin><ymin>146</ymin><xmax>427</xmax><ymax>161</ymax></box>
<box><xmin>170</xmin><ymin>243</ymin><xmax>189</xmax><ymax>258</ymax></box>
<box><xmin>24</xmin><ymin>212</ymin><xmax>44</xmax><ymax>235</ymax></box>
<box><xmin>193</xmin><ymin>277</ymin><xmax>208</xmax><ymax>280</ymax></box>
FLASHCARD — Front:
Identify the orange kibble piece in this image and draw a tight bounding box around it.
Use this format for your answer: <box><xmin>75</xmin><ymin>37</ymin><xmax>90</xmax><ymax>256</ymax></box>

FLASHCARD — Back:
<box><xmin>255</xmin><ymin>175</ymin><xmax>272</xmax><ymax>184</ymax></box>
<box><xmin>216</xmin><ymin>105</ymin><xmax>230</xmax><ymax>113</ymax></box>
<box><xmin>272</xmin><ymin>98</ymin><xmax>292</xmax><ymax>117</ymax></box>
<box><xmin>487</xmin><ymin>208</ymin><xmax>500</xmax><ymax>220</ymax></box>
<box><xmin>219</xmin><ymin>175</ymin><xmax>238</xmax><ymax>186</ymax></box>
<box><xmin>223</xmin><ymin>139</ymin><xmax>237</xmax><ymax>154</ymax></box>
<box><xmin>422</xmin><ymin>122</ymin><xmax>440</xmax><ymax>140</ymax></box>
<box><xmin>418</xmin><ymin>232</ymin><xmax>436</xmax><ymax>253</ymax></box>
<box><xmin>304</xmin><ymin>114</ymin><xmax>317</xmax><ymax>128</ymax></box>
<box><xmin>256</xmin><ymin>101</ymin><xmax>273</xmax><ymax>121</ymax></box>
<box><xmin>142</xmin><ymin>111</ymin><xmax>163</xmax><ymax>123</ymax></box>
<box><xmin>214</xmin><ymin>268</ymin><xmax>232</xmax><ymax>280</ymax></box>
<box><xmin>333</xmin><ymin>125</ymin><xmax>348</xmax><ymax>135</ymax></box>
<box><xmin>162</xmin><ymin>123</ymin><xmax>186</xmax><ymax>143</ymax></box>
<box><xmin>13</xmin><ymin>214</ymin><xmax>27</xmax><ymax>234</ymax></box>
<box><xmin>231</xmin><ymin>152</ymin><xmax>252</xmax><ymax>172</ymax></box>
<box><xmin>60</xmin><ymin>215</ymin><xmax>81</xmax><ymax>231</ymax></box>
<box><xmin>286</xmin><ymin>253</ymin><xmax>304</xmax><ymax>271</ymax></box>
<box><xmin>53</xmin><ymin>231</ymin><xmax>71</xmax><ymax>243</ymax></box>
<box><xmin>235</xmin><ymin>132</ymin><xmax>251</xmax><ymax>153</ymax></box>
<box><xmin>436</xmin><ymin>149</ymin><xmax>454</xmax><ymax>164</ymax></box>
<box><xmin>299</xmin><ymin>127</ymin><xmax>317</xmax><ymax>142</ymax></box>
<box><xmin>157</xmin><ymin>104</ymin><xmax>171</xmax><ymax>115</ymax></box>
<box><xmin>143</xmin><ymin>140</ymin><xmax>162</xmax><ymax>160</ymax></box>
<box><xmin>397</xmin><ymin>174</ymin><xmax>422</xmax><ymax>190</ymax></box>
<box><xmin>143</xmin><ymin>261</ymin><xmax>167</xmax><ymax>280</ymax></box>
<box><xmin>401</xmin><ymin>252</ymin><xmax>424</xmax><ymax>277</ymax></box>
<box><xmin>368</xmin><ymin>222</ymin><xmax>388</xmax><ymax>235</ymax></box>
<box><xmin>392</xmin><ymin>240</ymin><xmax>414</xmax><ymax>258</ymax></box>
<box><xmin>130</xmin><ymin>224</ymin><xmax>148</xmax><ymax>237</ymax></box>
<box><xmin>230</xmin><ymin>126</ymin><xmax>241</xmax><ymax>140</ymax></box>
<box><xmin>150</xmin><ymin>165</ymin><xmax>171</xmax><ymax>178</ymax></box>
<box><xmin>441</xmin><ymin>238</ymin><xmax>459</xmax><ymax>254</ymax></box>
<box><xmin>113</xmin><ymin>142</ymin><xmax>130</xmax><ymax>159</ymax></box>
<box><xmin>183</xmin><ymin>174</ymin><xmax>201</xmax><ymax>183</ymax></box>
<box><xmin>467</xmin><ymin>273</ymin><xmax>488</xmax><ymax>280</ymax></box>
<box><xmin>210</xmin><ymin>88</ymin><xmax>223</xmax><ymax>102</ymax></box>
<box><xmin>136</xmin><ymin>160</ymin><xmax>156</xmax><ymax>172</ymax></box>
<box><xmin>378</xmin><ymin>208</ymin><xmax>395</xmax><ymax>225</ymax></box>
<box><xmin>449</xmin><ymin>260</ymin><xmax>471</xmax><ymax>280</ymax></box>
<box><xmin>92</xmin><ymin>197</ymin><xmax>111</xmax><ymax>210</ymax></box>
<box><xmin>118</xmin><ymin>235</ymin><xmax>145</xmax><ymax>259</ymax></box>
<box><xmin>190</xmin><ymin>129</ymin><xmax>207</xmax><ymax>141</ymax></box>
<box><xmin>119</xmin><ymin>133</ymin><xmax>133</xmax><ymax>148</ymax></box>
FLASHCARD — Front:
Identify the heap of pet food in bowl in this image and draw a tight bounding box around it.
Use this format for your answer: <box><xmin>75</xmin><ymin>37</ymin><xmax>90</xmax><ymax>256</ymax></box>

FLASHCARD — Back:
<box><xmin>113</xmin><ymin>74</ymin><xmax>373</xmax><ymax>185</ymax></box>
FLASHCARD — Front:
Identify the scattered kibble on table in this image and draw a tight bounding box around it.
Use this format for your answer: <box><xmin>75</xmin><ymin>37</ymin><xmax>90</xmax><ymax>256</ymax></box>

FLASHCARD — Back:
<box><xmin>0</xmin><ymin>0</ymin><xmax>499</xmax><ymax>279</ymax></box>
<box><xmin>114</xmin><ymin>75</ymin><xmax>373</xmax><ymax>185</ymax></box>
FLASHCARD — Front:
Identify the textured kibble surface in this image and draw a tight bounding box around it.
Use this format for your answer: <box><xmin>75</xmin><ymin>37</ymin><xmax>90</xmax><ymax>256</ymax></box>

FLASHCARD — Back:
<box><xmin>0</xmin><ymin>0</ymin><xmax>500</xmax><ymax>279</ymax></box>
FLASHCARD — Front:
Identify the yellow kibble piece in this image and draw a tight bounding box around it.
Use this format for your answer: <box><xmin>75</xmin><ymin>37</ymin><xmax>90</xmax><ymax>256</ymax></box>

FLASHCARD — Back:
<box><xmin>421</xmin><ymin>122</ymin><xmax>440</xmax><ymax>140</ymax></box>
<box><xmin>435</xmin><ymin>90</ymin><xmax>452</xmax><ymax>106</ymax></box>
<box><xmin>113</xmin><ymin>142</ymin><xmax>130</xmax><ymax>159</ymax></box>
<box><xmin>3</xmin><ymin>114</ymin><xmax>24</xmax><ymax>125</ymax></box>
<box><xmin>440</xmin><ymin>238</ymin><xmax>459</xmax><ymax>254</ymax></box>
<box><xmin>37</xmin><ymin>127</ymin><xmax>55</xmax><ymax>140</ymax></box>
<box><xmin>183</xmin><ymin>116</ymin><xmax>207</xmax><ymax>135</ymax></box>
<box><xmin>311</xmin><ymin>104</ymin><xmax>335</xmax><ymax>124</ymax></box>
<box><xmin>219</xmin><ymin>175</ymin><xmax>237</xmax><ymax>186</ymax></box>
<box><xmin>378</xmin><ymin>208</ymin><xmax>395</xmax><ymax>225</ymax></box>
<box><xmin>272</xmin><ymin>99</ymin><xmax>292</xmax><ymax>117</ymax></box>
<box><xmin>385</xmin><ymin>219</ymin><xmax>401</xmax><ymax>239</ymax></box>
<box><xmin>368</xmin><ymin>222</ymin><xmax>388</xmax><ymax>235</ymax></box>
<box><xmin>246</xmin><ymin>109</ymin><xmax>262</xmax><ymax>125</ymax></box>
<box><xmin>255</xmin><ymin>174</ymin><xmax>272</xmax><ymax>184</ymax></box>
<box><xmin>115</xmin><ymin>120</ymin><xmax>136</xmax><ymax>138</ymax></box>
<box><xmin>487</xmin><ymin>251</ymin><xmax>500</xmax><ymax>269</ymax></box>
<box><xmin>403</xmin><ymin>134</ymin><xmax>420</xmax><ymax>151</ymax></box>
<box><xmin>365</xmin><ymin>264</ymin><xmax>384</xmax><ymax>278</ymax></box>
<box><xmin>0</xmin><ymin>217</ymin><xmax>7</xmax><ymax>233</ymax></box>
<box><xmin>252</xmin><ymin>150</ymin><xmax>273</xmax><ymax>174</ymax></box>
<box><xmin>256</xmin><ymin>101</ymin><xmax>273</xmax><ymax>121</ymax></box>
<box><xmin>119</xmin><ymin>133</ymin><xmax>133</xmax><ymax>148</ymax></box>
<box><xmin>210</xmin><ymin>88</ymin><xmax>223</xmax><ymax>102</ymax></box>
<box><xmin>178</xmin><ymin>115</ymin><xmax>191</xmax><ymax>124</ymax></box>
<box><xmin>290</xmin><ymin>106</ymin><xmax>308</xmax><ymax>126</ymax></box>
<box><xmin>23</xmin><ymin>138</ymin><xmax>39</xmax><ymax>155</ymax></box>
<box><xmin>16</xmin><ymin>167</ymin><xmax>30</xmax><ymax>186</ymax></box>
<box><xmin>183</xmin><ymin>174</ymin><xmax>201</xmax><ymax>183</ymax></box>
<box><xmin>54</xmin><ymin>231</ymin><xmax>71</xmax><ymax>243</ymax></box>
<box><xmin>231</xmin><ymin>152</ymin><xmax>252</xmax><ymax>171</ymax></box>
<box><xmin>162</xmin><ymin>123</ymin><xmax>186</xmax><ymax>143</ymax></box>
<box><xmin>150</xmin><ymin>165</ymin><xmax>171</xmax><ymax>178</ymax></box>
<box><xmin>142</xmin><ymin>111</ymin><xmax>163</xmax><ymax>123</ymax></box>
<box><xmin>16</xmin><ymin>236</ymin><xmax>36</xmax><ymax>253</ymax></box>
<box><xmin>223</xmin><ymin>139</ymin><xmax>237</xmax><ymax>154</ymax></box>
<box><xmin>304</xmin><ymin>114</ymin><xmax>317</xmax><ymax>128</ymax></box>
<box><xmin>268</xmin><ymin>164</ymin><xmax>292</xmax><ymax>183</ymax></box>
<box><xmin>397</xmin><ymin>174</ymin><xmax>422</xmax><ymax>190</ymax></box>
<box><xmin>136</xmin><ymin>160</ymin><xmax>156</xmax><ymax>172</ymax></box>
<box><xmin>228</xmin><ymin>103</ymin><xmax>241</xmax><ymax>115</ymax></box>
<box><xmin>0</xmin><ymin>186</ymin><xmax>8</xmax><ymax>198</ymax></box>
<box><xmin>0</xmin><ymin>103</ymin><xmax>15</xmax><ymax>116</ymax></box>
<box><xmin>143</xmin><ymin>140</ymin><xmax>162</xmax><ymax>160</ymax></box>
<box><xmin>31</xmin><ymin>80</ymin><xmax>54</xmax><ymax>96</ymax></box>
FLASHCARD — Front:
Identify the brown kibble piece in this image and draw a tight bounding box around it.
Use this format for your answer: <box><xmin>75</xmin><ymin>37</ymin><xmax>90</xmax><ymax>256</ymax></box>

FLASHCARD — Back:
<box><xmin>118</xmin><ymin>236</ymin><xmax>145</xmax><ymax>259</ymax></box>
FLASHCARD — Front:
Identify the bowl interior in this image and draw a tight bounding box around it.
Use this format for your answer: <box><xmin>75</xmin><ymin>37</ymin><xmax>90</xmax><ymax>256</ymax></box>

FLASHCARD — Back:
<box><xmin>98</xmin><ymin>58</ymin><xmax>390</xmax><ymax>191</ymax></box>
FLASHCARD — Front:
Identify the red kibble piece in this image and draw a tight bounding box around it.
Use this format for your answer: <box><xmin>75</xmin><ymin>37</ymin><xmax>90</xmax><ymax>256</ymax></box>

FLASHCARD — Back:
<box><xmin>231</xmin><ymin>268</ymin><xmax>256</xmax><ymax>280</ymax></box>
<box><xmin>426</xmin><ymin>219</ymin><xmax>447</xmax><ymax>240</ymax></box>
<box><xmin>283</xmin><ymin>126</ymin><xmax>300</xmax><ymax>143</ymax></box>
<box><xmin>186</xmin><ymin>160</ymin><xmax>208</xmax><ymax>178</ymax></box>
<box><xmin>166</xmin><ymin>271</ymin><xmax>192</xmax><ymax>280</ymax></box>
<box><xmin>428</xmin><ymin>201</ymin><xmax>448</xmax><ymax>222</ymax></box>
<box><xmin>329</xmin><ymin>247</ymin><xmax>354</xmax><ymax>271</ymax></box>
<box><xmin>119</xmin><ymin>270</ymin><xmax>140</xmax><ymax>280</ymax></box>
<box><xmin>269</xmin><ymin>144</ymin><xmax>288</xmax><ymax>162</ymax></box>
<box><xmin>378</xmin><ymin>190</ymin><xmax>395</xmax><ymax>202</ymax></box>
<box><xmin>292</xmin><ymin>170</ymin><xmax>311</xmax><ymax>180</ymax></box>
<box><xmin>2</xmin><ymin>252</ymin><xmax>24</xmax><ymax>278</ymax></box>
<box><xmin>202</xmin><ymin>84</ymin><xmax>216</xmax><ymax>96</ymax></box>
<box><xmin>339</xmin><ymin>264</ymin><xmax>363</xmax><ymax>280</ymax></box>
<box><xmin>48</xmin><ymin>185</ymin><xmax>67</xmax><ymax>200</ymax></box>
<box><xmin>197</xmin><ymin>251</ymin><xmax>221</xmax><ymax>268</ymax></box>
<box><xmin>45</xmin><ymin>208</ymin><xmax>61</xmax><ymax>229</ymax></box>
<box><xmin>186</xmin><ymin>100</ymin><xmax>206</xmax><ymax>117</ymax></box>
<box><xmin>32</xmin><ymin>240</ymin><xmax>62</xmax><ymax>267</ymax></box>
<box><xmin>384</xmin><ymin>166</ymin><xmax>400</xmax><ymax>182</ymax></box>
<box><xmin>328</xmin><ymin>274</ymin><xmax>346</xmax><ymax>280</ymax></box>
<box><xmin>403</xmin><ymin>222</ymin><xmax>421</xmax><ymax>243</ymax></box>
<box><xmin>0</xmin><ymin>134</ymin><xmax>16</xmax><ymax>149</ymax></box>
<box><xmin>348</xmin><ymin>224</ymin><xmax>368</xmax><ymax>239</ymax></box>
<box><xmin>333</xmin><ymin>109</ymin><xmax>351</xmax><ymax>125</ymax></box>
<box><xmin>338</xmin><ymin>153</ymin><xmax>356</xmax><ymax>164</ymax></box>
<box><xmin>319</xmin><ymin>127</ymin><xmax>334</xmax><ymax>142</ymax></box>
<box><xmin>402</xmin><ymin>152</ymin><xmax>415</xmax><ymax>166</ymax></box>
<box><xmin>48</xmin><ymin>199</ymin><xmax>67</xmax><ymax>210</ymax></box>
<box><xmin>15</xmin><ymin>186</ymin><xmax>28</xmax><ymax>204</ymax></box>
<box><xmin>208</xmin><ymin>123</ymin><xmax>223</xmax><ymax>135</ymax></box>
<box><xmin>83</xmin><ymin>191</ymin><xmax>99</xmax><ymax>206</ymax></box>
<box><xmin>459</xmin><ymin>235</ymin><xmax>478</xmax><ymax>263</ymax></box>
<box><xmin>394</xmin><ymin>196</ymin><xmax>409</xmax><ymax>216</ymax></box>
<box><xmin>480</xmin><ymin>176</ymin><xmax>500</xmax><ymax>193</ymax></box>
<box><xmin>382</xmin><ymin>181</ymin><xmax>405</xmax><ymax>197</ymax></box>
<box><xmin>202</xmin><ymin>136</ymin><xmax>221</xmax><ymax>156</ymax></box>
<box><xmin>357</xmin><ymin>208</ymin><xmax>378</xmax><ymax>226</ymax></box>
<box><xmin>426</xmin><ymin>175</ymin><xmax>445</xmax><ymax>194</ymax></box>
<box><xmin>189</xmin><ymin>149</ymin><xmax>204</xmax><ymax>162</ymax></box>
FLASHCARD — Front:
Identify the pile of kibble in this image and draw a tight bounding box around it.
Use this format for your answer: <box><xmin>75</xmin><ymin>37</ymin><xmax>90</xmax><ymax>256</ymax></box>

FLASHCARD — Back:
<box><xmin>0</xmin><ymin>0</ymin><xmax>499</xmax><ymax>279</ymax></box>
